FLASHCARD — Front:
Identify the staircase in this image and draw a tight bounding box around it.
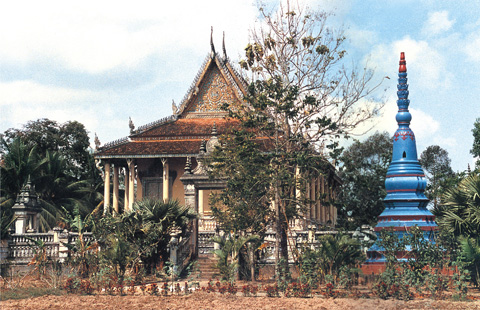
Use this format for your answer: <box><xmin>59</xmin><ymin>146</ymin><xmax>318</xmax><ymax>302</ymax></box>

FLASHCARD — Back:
<box><xmin>194</xmin><ymin>255</ymin><xmax>220</xmax><ymax>281</ymax></box>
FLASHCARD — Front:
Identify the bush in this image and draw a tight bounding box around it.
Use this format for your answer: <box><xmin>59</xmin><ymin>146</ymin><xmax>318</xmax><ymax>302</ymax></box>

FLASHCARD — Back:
<box><xmin>264</xmin><ymin>283</ymin><xmax>280</xmax><ymax>297</ymax></box>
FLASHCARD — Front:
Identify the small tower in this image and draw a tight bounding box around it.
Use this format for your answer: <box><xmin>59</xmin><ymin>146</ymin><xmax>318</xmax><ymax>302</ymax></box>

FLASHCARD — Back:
<box><xmin>12</xmin><ymin>177</ymin><xmax>41</xmax><ymax>234</ymax></box>
<box><xmin>365</xmin><ymin>53</ymin><xmax>437</xmax><ymax>268</ymax></box>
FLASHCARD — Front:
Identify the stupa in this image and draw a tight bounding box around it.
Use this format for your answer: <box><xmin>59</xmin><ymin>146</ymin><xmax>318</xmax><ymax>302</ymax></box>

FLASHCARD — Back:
<box><xmin>364</xmin><ymin>52</ymin><xmax>437</xmax><ymax>268</ymax></box>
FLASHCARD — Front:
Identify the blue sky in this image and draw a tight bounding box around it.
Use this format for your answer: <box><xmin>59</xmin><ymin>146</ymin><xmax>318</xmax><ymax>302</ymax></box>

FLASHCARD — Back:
<box><xmin>0</xmin><ymin>0</ymin><xmax>478</xmax><ymax>172</ymax></box>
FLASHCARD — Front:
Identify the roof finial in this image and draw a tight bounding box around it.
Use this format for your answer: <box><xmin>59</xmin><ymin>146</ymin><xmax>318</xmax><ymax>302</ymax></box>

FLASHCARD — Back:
<box><xmin>94</xmin><ymin>133</ymin><xmax>101</xmax><ymax>150</ymax></box>
<box><xmin>129</xmin><ymin>117</ymin><xmax>135</xmax><ymax>134</ymax></box>
<box><xmin>172</xmin><ymin>99</ymin><xmax>178</xmax><ymax>115</ymax></box>
<box><xmin>200</xmin><ymin>139</ymin><xmax>207</xmax><ymax>153</ymax></box>
<box><xmin>222</xmin><ymin>31</ymin><xmax>227</xmax><ymax>62</ymax></box>
<box><xmin>185</xmin><ymin>156</ymin><xmax>192</xmax><ymax>174</ymax></box>
<box><xmin>211</xmin><ymin>121</ymin><xmax>218</xmax><ymax>136</ymax></box>
<box><xmin>399</xmin><ymin>52</ymin><xmax>407</xmax><ymax>73</ymax></box>
<box><xmin>210</xmin><ymin>26</ymin><xmax>216</xmax><ymax>57</ymax></box>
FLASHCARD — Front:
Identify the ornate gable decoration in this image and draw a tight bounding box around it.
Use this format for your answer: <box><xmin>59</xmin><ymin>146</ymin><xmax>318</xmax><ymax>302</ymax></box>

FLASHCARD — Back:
<box><xmin>187</xmin><ymin>65</ymin><xmax>236</xmax><ymax>114</ymax></box>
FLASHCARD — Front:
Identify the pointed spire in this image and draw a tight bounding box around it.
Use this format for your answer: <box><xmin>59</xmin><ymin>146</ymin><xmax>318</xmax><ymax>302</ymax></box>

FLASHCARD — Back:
<box><xmin>211</xmin><ymin>121</ymin><xmax>218</xmax><ymax>136</ymax></box>
<box><xmin>399</xmin><ymin>52</ymin><xmax>407</xmax><ymax>73</ymax></box>
<box><xmin>200</xmin><ymin>139</ymin><xmax>207</xmax><ymax>153</ymax></box>
<box><xmin>222</xmin><ymin>31</ymin><xmax>227</xmax><ymax>63</ymax></box>
<box><xmin>210</xmin><ymin>26</ymin><xmax>216</xmax><ymax>57</ymax></box>
<box><xmin>185</xmin><ymin>156</ymin><xmax>192</xmax><ymax>174</ymax></box>
<box><xmin>396</xmin><ymin>52</ymin><xmax>411</xmax><ymax>128</ymax></box>
<box><xmin>468</xmin><ymin>163</ymin><xmax>471</xmax><ymax>174</ymax></box>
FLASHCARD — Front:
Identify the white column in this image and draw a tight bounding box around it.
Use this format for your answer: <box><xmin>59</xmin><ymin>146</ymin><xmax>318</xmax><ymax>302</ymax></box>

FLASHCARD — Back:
<box><xmin>128</xmin><ymin>159</ymin><xmax>135</xmax><ymax>211</ymax></box>
<box><xmin>103</xmin><ymin>161</ymin><xmax>111</xmax><ymax>214</ymax></box>
<box><xmin>113</xmin><ymin>165</ymin><xmax>119</xmax><ymax>214</ymax></box>
<box><xmin>124</xmin><ymin>167</ymin><xmax>129</xmax><ymax>212</ymax></box>
<box><xmin>162</xmin><ymin>158</ymin><xmax>170</xmax><ymax>202</ymax></box>
<box><xmin>198</xmin><ymin>189</ymin><xmax>204</xmax><ymax>215</ymax></box>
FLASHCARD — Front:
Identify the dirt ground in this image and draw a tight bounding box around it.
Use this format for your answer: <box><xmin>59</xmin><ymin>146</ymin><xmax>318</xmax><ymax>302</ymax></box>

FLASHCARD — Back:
<box><xmin>1</xmin><ymin>292</ymin><xmax>480</xmax><ymax>310</ymax></box>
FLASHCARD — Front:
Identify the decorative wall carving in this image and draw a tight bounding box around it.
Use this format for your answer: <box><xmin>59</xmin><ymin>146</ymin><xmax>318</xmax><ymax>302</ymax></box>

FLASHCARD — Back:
<box><xmin>188</xmin><ymin>66</ymin><xmax>235</xmax><ymax>113</ymax></box>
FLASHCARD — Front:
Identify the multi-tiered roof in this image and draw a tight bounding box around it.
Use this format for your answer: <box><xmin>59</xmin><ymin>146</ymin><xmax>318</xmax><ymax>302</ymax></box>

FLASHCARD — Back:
<box><xmin>95</xmin><ymin>38</ymin><xmax>246</xmax><ymax>159</ymax></box>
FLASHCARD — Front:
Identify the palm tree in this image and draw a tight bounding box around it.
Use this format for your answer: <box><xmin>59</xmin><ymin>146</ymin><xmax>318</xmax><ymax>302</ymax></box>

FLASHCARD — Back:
<box><xmin>439</xmin><ymin>174</ymin><xmax>480</xmax><ymax>238</ymax></box>
<box><xmin>35</xmin><ymin>151</ymin><xmax>102</xmax><ymax>231</ymax></box>
<box><xmin>298</xmin><ymin>233</ymin><xmax>365</xmax><ymax>286</ymax></box>
<box><xmin>439</xmin><ymin>173</ymin><xmax>480</xmax><ymax>286</ymax></box>
<box><xmin>126</xmin><ymin>199</ymin><xmax>197</xmax><ymax>273</ymax></box>
<box><xmin>212</xmin><ymin>232</ymin><xmax>260</xmax><ymax>282</ymax></box>
<box><xmin>1</xmin><ymin>137</ymin><xmax>45</xmax><ymax>208</ymax></box>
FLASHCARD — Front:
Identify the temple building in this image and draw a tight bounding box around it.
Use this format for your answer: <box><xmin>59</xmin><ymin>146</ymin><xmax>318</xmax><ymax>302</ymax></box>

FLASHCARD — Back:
<box><xmin>94</xmin><ymin>37</ymin><xmax>342</xmax><ymax>257</ymax></box>
<box><xmin>364</xmin><ymin>52</ymin><xmax>437</xmax><ymax>269</ymax></box>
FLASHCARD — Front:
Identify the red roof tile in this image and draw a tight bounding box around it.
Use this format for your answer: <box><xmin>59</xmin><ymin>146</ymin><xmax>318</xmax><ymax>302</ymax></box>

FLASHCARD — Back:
<box><xmin>132</xmin><ymin>118</ymin><xmax>240</xmax><ymax>139</ymax></box>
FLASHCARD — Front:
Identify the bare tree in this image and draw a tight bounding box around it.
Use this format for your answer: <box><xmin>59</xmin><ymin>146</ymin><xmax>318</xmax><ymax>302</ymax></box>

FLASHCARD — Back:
<box><xmin>240</xmin><ymin>0</ymin><xmax>385</xmax><ymax>147</ymax></box>
<box><xmin>220</xmin><ymin>0</ymin><xmax>385</xmax><ymax>273</ymax></box>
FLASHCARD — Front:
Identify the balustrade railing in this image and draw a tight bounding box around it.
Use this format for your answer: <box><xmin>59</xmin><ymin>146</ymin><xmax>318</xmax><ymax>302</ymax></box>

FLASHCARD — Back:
<box><xmin>11</xmin><ymin>233</ymin><xmax>54</xmax><ymax>244</ymax></box>
<box><xmin>199</xmin><ymin>215</ymin><xmax>217</xmax><ymax>232</ymax></box>
<box><xmin>198</xmin><ymin>231</ymin><xmax>216</xmax><ymax>255</ymax></box>
<box><xmin>2</xmin><ymin>231</ymin><xmax>94</xmax><ymax>263</ymax></box>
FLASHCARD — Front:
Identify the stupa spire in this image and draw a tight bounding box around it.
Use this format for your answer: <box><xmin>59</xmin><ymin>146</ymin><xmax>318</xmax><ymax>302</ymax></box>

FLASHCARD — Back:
<box><xmin>364</xmin><ymin>52</ymin><xmax>437</xmax><ymax>269</ymax></box>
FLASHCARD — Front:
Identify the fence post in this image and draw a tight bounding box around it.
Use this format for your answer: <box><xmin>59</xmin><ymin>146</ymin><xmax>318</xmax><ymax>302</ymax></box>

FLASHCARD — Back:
<box><xmin>54</xmin><ymin>227</ymin><xmax>69</xmax><ymax>262</ymax></box>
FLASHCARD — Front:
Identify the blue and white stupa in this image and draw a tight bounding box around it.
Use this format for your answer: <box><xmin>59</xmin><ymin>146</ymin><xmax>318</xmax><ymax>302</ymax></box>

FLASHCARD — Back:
<box><xmin>365</xmin><ymin>52</ymin><xmax>437</xmax><ymax>266</ymax></box>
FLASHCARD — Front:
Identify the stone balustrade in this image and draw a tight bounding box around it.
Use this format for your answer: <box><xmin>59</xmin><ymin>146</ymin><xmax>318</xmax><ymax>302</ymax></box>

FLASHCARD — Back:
<box><xmin>1</xmin><ymin>230</ymin><xmax>94</xmax><ymax>264</ymax></box>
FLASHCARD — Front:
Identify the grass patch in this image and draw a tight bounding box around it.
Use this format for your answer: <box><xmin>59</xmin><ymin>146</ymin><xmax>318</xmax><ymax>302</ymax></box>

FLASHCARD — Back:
<box><xmin>1</xmin><ymin>287</ymin><xmax>65</xmax><ymax>301</ymax></box>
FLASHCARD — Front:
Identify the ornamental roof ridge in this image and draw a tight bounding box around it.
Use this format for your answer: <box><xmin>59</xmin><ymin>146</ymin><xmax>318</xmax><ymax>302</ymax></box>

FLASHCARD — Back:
<box><xmin>98</xmin><ymin>136</ymin><xmax>129</xmax><ymax>151</ymax></box>
<box><xmin>219</xmin><ymin>57</ymin><xmax>247</xmax><ymax>97</ymax></box>
<box><xmin>177</xmin><ymin>54</ymin><xmax>211</xmax><ymax>115</ymax></box>
<box><xmin>133</xmin><ymin>114</ymin><xmax>178</xmax><ymax>135</ymax></box>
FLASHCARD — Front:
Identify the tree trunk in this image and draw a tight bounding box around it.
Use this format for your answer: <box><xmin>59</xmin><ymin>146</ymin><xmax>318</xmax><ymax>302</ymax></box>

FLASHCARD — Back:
<box><xmin>274</xmin><ymin>181</ymin><xmax>281</xmax><ymax>275</ymax></box>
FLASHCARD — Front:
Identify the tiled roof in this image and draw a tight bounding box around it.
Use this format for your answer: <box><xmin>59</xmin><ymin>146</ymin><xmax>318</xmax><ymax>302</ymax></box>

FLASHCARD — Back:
<box><xmin>132</xmin><ymin>118</ymin><xmax>240</xmax><ymax>139</ymax></box>
<box><xmin>95</xmin><ymin>117</ymin><xmax>244</xmax><ymax>158</ymax></box>
<box><xmin>96</xmin><ymin>139</ymin><xmax>203</xmax><ymax>158</ymax></box>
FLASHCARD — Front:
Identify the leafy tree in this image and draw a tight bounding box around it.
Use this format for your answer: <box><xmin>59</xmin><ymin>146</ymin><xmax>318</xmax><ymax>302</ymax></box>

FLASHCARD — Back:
<box><xmin>471</xmin><ymin>118</ymin><xmax>480</xmax><ymax>171</ymax></box>
<box><xmin>337</xmin><ymin>132</ymin><xmax>392</xmax><ymax>229</ymax></box>
<box><xmin>419</xmin><ymin>145</ymin><xmax>456</xmax><ymax>211</ymax></box>
<box><xmin>208</xmin><ymin>129</ymin><xmax>272</xmax><ymax>235</ymax></box>
<box><xmin>206</xmin><ymin>129</ymin><xmax>273</xmax><ymax>281</ymax></box>
<box><xmin>3</xmin><ymin>118</ymin><xmax>93</xmax><ymax>179</ymax></box>
<box><xmin>215</xmin><ymin>0</ymin><xmax>383</xmax><ymax>273</ymax></box>
<box><xmin>1</xmin><ymin>120</ymin><xmax>103</xmax><ymax>232</ymax></box>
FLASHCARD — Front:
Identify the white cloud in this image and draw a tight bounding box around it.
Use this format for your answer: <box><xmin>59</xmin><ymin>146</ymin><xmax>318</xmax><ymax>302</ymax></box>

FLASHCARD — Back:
<box><xmin>346</xmin><ymin>27</ymin><xmax>378</xmax><ymax>51</ymax></box>
<box><xmin>353</xmin><ymin>95</ymin><xmax>440</xmax><ymax>142</ymax></box>
<box><xmin>368</xmin><ymin>36</ymin><xmax>451</xmax><ymax>90</ymax></box>
<box><xmin>0</xmin><ymin>81</ymin><xmax>95</xmax><ymax>106</ymax></box>
<box><xmin>421</xmin><ymin>11</ymin><xmax>455</xmax><ymax>37</ymax></box>
<box><xmin>464</xmin><ymin>32</ymin><xmax>480</xmax><ymax>63</ymax></box>
<box><xmin>0</xmin><ymin>0</ymin><xmax>257</xmax><ymax>74</ymax></box>
<box><xmin>409</xmin><ymin>107</ymin><xmax>440</xmax><ymax>141</ymax></box>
